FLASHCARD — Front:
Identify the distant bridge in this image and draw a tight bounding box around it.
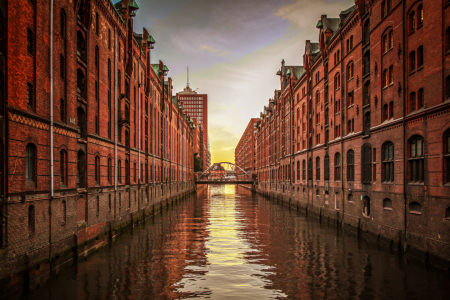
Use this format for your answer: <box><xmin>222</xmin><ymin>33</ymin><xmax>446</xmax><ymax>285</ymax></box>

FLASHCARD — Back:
<box><xmin>195</xmin><ymin>162</ymin><xmax>256</xmax><ymax>185</ymax></box>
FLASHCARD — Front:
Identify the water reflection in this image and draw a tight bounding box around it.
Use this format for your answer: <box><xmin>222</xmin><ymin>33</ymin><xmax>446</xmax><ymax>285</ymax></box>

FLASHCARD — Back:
<box><xmin>18</xmin><ymin>184</ymin><xmax>449</xmax><ymax>300</ymax></box>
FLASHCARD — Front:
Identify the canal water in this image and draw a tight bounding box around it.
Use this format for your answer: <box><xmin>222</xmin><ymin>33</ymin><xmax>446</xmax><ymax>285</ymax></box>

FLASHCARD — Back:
<box><xmin>19</xmin><ymin>185</ymin><xmax>449</xmax><ymax>299</ymax></box>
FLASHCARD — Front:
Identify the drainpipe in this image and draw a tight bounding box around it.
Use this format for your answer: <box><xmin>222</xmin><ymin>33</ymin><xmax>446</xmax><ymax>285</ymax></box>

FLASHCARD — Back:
<box><xmin>138</xmin><ymin>62</ymin><xmax>141</xmax><ymax>183</ymax></box>
<box><xmin>49</xmin><ymin>0</ymin><xmax>54</xmax><ymax>264</ymax></box>
<box><xmin>402</xmin><ymin>0</ymin><xmax>407</xmax><ymax>249</ymax></box>
<box><xmin>152</xmin><ymin>83</ymin><xmax>155</xmax><ymax>186</ymax></box>
<box><xmin>114</xmin><ymin>27</ymin><xmax>118</xmax><ymax>191</ymax></box>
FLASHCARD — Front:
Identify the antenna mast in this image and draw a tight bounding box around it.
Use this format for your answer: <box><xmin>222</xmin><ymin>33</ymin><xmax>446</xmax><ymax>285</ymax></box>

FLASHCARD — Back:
<box><xmin>187</xmin><ymin>66</ymin><xmax>190</xmax><ymax>88</ymax></box>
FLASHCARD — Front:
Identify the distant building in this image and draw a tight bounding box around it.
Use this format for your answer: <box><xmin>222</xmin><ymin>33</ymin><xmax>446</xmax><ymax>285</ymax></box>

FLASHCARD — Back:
<box><xmin>235</xmin><ymin>119</ymin><xmax>258</xmax><ymax>180</ymax></box>
<box><xmin>177</xmin><ymin>73</ymin><xmax>211</xmax><ymax>168</ymax></box>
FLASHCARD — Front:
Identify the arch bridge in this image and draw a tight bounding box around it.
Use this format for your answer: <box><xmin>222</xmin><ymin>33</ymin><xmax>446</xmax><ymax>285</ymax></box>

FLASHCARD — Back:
<box><xmin>195</xmin><ymin>162</ymin><xmax>256</xmax><ymax>184</ymax></box>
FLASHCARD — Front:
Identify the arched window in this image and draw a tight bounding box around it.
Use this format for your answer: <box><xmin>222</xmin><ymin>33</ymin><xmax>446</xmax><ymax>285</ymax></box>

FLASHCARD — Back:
<box><xmin>28</xmin><ymin>205</ymin><xmax>35</xmax><ymax>233</ymax></box>
<box><xmin>347</xmin><ymin>62</ymin><xmax>353</xmax><ymax>81</ymax></box>
<box><xmin>95</xmin><ymin>12</ymin><xmax>99</xmax><ymax>35</ymax></box>
<box><xmin>410</xmin><ymin>51</ymin><xmax>416</xmax><ymax>71</ymax></box>
<box><xmin>389</xmin><ymin>65</ymin><xmax>393</xmax><ymax>84</ymax></box>
<box><xmin>26</xmin><ymin>143</ymin><xmax>36</xmax><ymax>183</ymax></box>
<box><xmin>95</xmin><ymin>156</ymin><xmax>100</xmax><ymax>184</ymax></box>
<box><xmin>382</xmin><ymin>142</ymin><xmax>394</xmax><ymax>182</ymax></box>
<box><xmin>335</xmin><ymin>73</ymin><xmax>340</xmax><ymax>89</ymax></box>
<box><xmin>60</xmin><ymin>9</ymin><xmax>66</xmax><ymax>38</ymax></box>
<box><xmin>363</xmin><ymin>20</ymin><xmax>370</xmax><ymax>45</ymax></box>
<box><xmin>347</xmin><ymin>150</ymin><xmax>354</xmax><ymax>181</ymax></box>
<box><xmin>107</xmin><ymin>158</ymin><xmax>112</xmax><ymax>184</ymax></box>
<box><xmin>410</xmin><ymin>11</ymin><xmax>415</xmax><ymax>32</ymax></box>
<box><xmin>363</xmin><ymin>196</ymin><xmax>371</xmax><ymax>216</ymax></box>
<box><xmin>296</xmin><ymin>161</ymin><xmax>300</xmax><ymax>180</ymax></box>
<box><xmin>27</xmin><ymin>28</ymin><xmax>34</xmax><ymax>55</ymax></box>
<box><xmin>409</xmin><ymin>202</ymin><xmax>422</xmax><ymax>214</ymax></box>
<box><xmin>383</xmin><ymin>34</ymin><xmax>388</xmax><ymax>53</ymax></box>
<box><xmin>348</xmin><ymin>194</ymin><xmax>353</xmax><ymax>203</ymax></box>
<box><xmin>417</xmin><ymin>5</ymin><xmax>423</xmax><ymax>26</ymax></box>
<box><xmin>418</xmin><ymin>89</ymin><xmax>424</xmax><ymax>109</ymax></box>
<box><xmin>334</xmin><ymin>153</ymin><xmax>341</xmax><ymax>181</ymax></box>
<box><xmin>417</xmin><ymin>46</ymin><xmax>423</xmax><ymax>68</ymax></box>
<box><xmin>389</xmin><ymin>101</ymin><xmax>394</xmax><ymax>119</ymax></box>
<box><xmin>383</xmin><ymin>198</ymin><xmax>392</xmax><ymax>210</ymax></box>
<box><xmin>302</xmin><ymin>160</ymin><xmax>306</xmax><ymax>180</ymax></box>
<box><xmin>363</xmin><ymin>81</ymin><xmax>370</xmax><ymax>106</ymax></box>
<box><xmin>383</xmin><ymin>69</ymin><xmax>388</xmax><ymax>87</ymax></box>
<box><xmin>316</xmin><ymin>90</ymin><xmax>320</xmax><ymax>105</ymax></box>
<box><xmin>316</xmin><ymin>157</ymin><xmax>320</xmax><ymax>180</ymax></box>
<box><xmin>27</xmin><ymin>82</ymin><xmax>34</xmax><ymax>110</ymax></box>
<box><xmin>362</xmin><ymin>144</ymin><xmax>372</xmax><ymax>183</ymax></box>
<box><xmin>409</xmin><ymin>136</ymin><xmax>424</xmax><ymax>182</ymax></box>
<box><xmin>389</xmin><ymin>30</ymin><xmax>393</xmax><ymax>49</ymax></box>
<box><xmin>445</xmin><ymin>131</ymin><xmax>450</xmax><ymax>183</ymax></box>
<box><xmin>350</xmin><ymin>35</ymin><xmax>353</xmax><ymax>49</ymax></box>
<box><xmin>60</xmin><ymin>150</ymin><xmax>67</xmax><ymax>186</ymax></box>
<box><xmin>410</xmin><ymin>92</ymin><xmax>416</xmax><ymax>112</ymax></box>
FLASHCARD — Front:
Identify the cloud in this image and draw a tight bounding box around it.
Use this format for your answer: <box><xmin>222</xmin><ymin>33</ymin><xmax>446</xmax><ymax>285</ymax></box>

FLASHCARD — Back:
<box><xmin>199</xmin><ymin>44</ymin><xmax>231</xmax><ymax>56</ymax></box>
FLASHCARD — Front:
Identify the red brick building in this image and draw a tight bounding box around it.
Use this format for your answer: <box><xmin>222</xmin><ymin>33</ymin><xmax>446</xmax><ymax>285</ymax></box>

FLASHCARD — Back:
<box><xmin>235</xmin><ymin>118</ymin><xmax>258</xmax><ymax>180</ymax></box>
<box><xmin>0</xmin><ymin>0</ymin><xmax>198</xmax><ymax>290</ymax></box>
<box><xmin>177</xmin><ymin>83</ymin><xmax>210</xmax><ymax>168</ymax></box>
<box><xmin>255</xmin><ymin>0</ymin><xmax>450</xmax><ymax>266</ymax></box>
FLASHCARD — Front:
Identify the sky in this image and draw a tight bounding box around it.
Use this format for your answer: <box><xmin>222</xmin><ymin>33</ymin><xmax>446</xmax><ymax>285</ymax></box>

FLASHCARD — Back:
<box><xmin>130</xmin><ymin>0</ymin><xmax>355</xmax><ymax>164</ymax></box>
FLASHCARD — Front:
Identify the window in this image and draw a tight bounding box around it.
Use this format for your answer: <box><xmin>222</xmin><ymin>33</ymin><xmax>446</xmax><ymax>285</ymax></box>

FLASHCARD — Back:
<box><xmin>347</xmin><ymin>62</ymin><xmax>353</xmax><ymax>81</ymax></box>
<box><xmin>60</xmin><ymin>54</ymin><xmax>65</xmax><ymax>80</ymax></box>
<box><xmin>383</xmin><ymin>69</ymin><xmax>388</xmax><ymax>87</ymax></box>
<box><xmin>96</xmin><ymin>196</ymin><xmax>100</xmax><ymax>215</ymax></box>
<box><xmin>296</xmin><ymin>161</ymin><xmax>300</xmax><ymax>180</ymax></box>
<box><xmin>409</xmin><ymin>202</ymin><xmax>422</xmax><ymax>214</ymax></box>
<box><xmin>60</xmin><ymin>9</ymin><xmax>66</xmax><ymax>38</ymax></box>
<box><xmin>410</xmin><ymin>12</ymin><xmax>415</xmax><ymax>32</ymax></box>
<box><xmin>302</xmin><ymin>160</ymin><xmax>306</xmax><ymax>180</ymax></box>
<box><xmin>446</xmin><ymin>207</ymin><xmax>450</xmax><ymax>220</ymax></box>
<box><xmin>347</xmin><ymin>91</ymin><xmax>354</xmax><ymax>106</ymax></box>
<box><xmin>363</xmin><ymin>20</ymin><xmax>370</xmax><ymax>45</ymax></box>
<box><xmin>363</xmin><ymin>51</ymin><xmax>370</xmax><ymax>76</ymax></box>
<box><xmin>308</xmin><ymin>158</ymin><xmax>312</xmax><ymax>180</ymax></box>
<box><xmin>27</xmin><ymin>28</ymin><xmax>34</xmax><ymax>55</ymax></box>
<box><xmin>363</xmin><ymin>196</ymin><xmax>371</xmax><ymax>216</ymax></box>
<box><xmin>362</xmin><ymin>144</ymin><xmax>372</xmax><ymax>183</ymax></box>
<box><xmin>417</xmin><ymin>46</ymin><xmax>423</xmax><ymax>68</ymax></box>
<box><xmin>447</xmin><ymin>76</ymin><xmax>450</xmax><ymax>99</ymax></box>
<box><xmin>389</xmin><ymin>65</ymin><xmax>393</xmax><ymax>84</ymax></box>
<box><xmin>418</xmin><ymin>5</ymin><xmax>423</xmax><ymax>26</ymax></box>
<box><xmin>95</xmin><ymin>46</ymin><xmax>100</xmax><ymax>72</ymax></box>
<box><xmin>382</xmin><ymin>142</ymin><xmax>394</xmax><ymax>182</ymax></box>
<box><xmin>383</xmin><ymin>198</ymin><xmax>392</xmax><ymax>210</ymax></box>
<box><xmin>389</xmin><ymin>30</ymin><xmax>393</xmax><ymax>49</ymax></box>
<box><xmin>409</xmin><ymin>136</ymin><xmax>424</xmax><ymax>182</ymax></box>
<box><xmin>28</xmin><ymin>205</ymin><xmax>35</xmax><ymax>233</ymax></box>
<box><xmin>417</xmin><ymin>89</ymin><xmax>424</xmax><ymax>109</ymax></box>
<box><xmin>27</xmin><ymin>82</ymin><xmax>34</xmax><ymax>110</ymax></box>
<box><xmin>387</xmin><ymin>0</ymin><xmax>392</xmax><ymax>13</ymax></box>
<box><xmin>350</xmin><ymin>35</ymin><xmax>353</xmax><ymax>49</ymax></box>
<box><xmin>382</xmin><ymin>1</ymin><xmax>386</xmax><ymax>18</ymax></box>
<box><xmin>118</xmin><ymin>160</ymin><xmax>122</xmax><ymax>184</ymax></box>
<box><xmin>95</xmin><ymin>156</ymin><xmax>100</xmax><ymax>184</ymax></box>
<box><xmin>347</xmin><ymin>150</ymin><xmax>354</xmax><ymax>181</ymax></box>
<box><xmin>316</xmin><ymin>157</ymin><xmax>320</xmax><ymax>180</ymax></box>
<box><xmin>335</xmin><ymin>73</ymin><xmax>340</xmax><ymax>89</ymax></box>
<box><xmin>364</xmin><ymin>111</ymin><xmax>371</xmax><ymax>135</ymax></box>
<box><xmin>26</xmin><ymin>143</ymin><xmax>36</xmax><ymax>182</ymax></box>
<box><xmin>108</xmin><ymin>29</ymin><xmax>111</xmax><ymax>50</ymax></box>
<box><xmin>348</xmin><ymin>194</ymin><xmax>353</xmax><ymax>203</ymax></box>
<box><xmin>315</xmin><ymin>90</ymin><xmax>320</xmax><ymax>105</ymax></box>
<box><xmin>410</xmin><ymin>51</ymin><xmax>416</xmax><ymax>72</ymax></box>
<box><xmin>383</xmin><ymin>34</ymin><xmax>388</xmax><ymax>53</ymax></box>
<box><xmin>95</xmin><ymin>12</ymin><xmax>99</xmax><ymax>35</ymax></box>
<box><xmin>334</xmin><ymin>153</ymin><xmax>341</xmax><ymax>181</ymax></box>
<box><xmin>60</xmin><ymin>150</ymin><xmax>67</xmax><ymax>186</ymax></box>
<box><xmin>445</xmin><ymin>131</ymin><xmax>450</xmax><ymax>183</ymax></box>
<box><xmin>410</xmin><ymin>92</ymin><xmax>416</xmax><ymax>112</ymax></box>
<box><xmin>389</xmin><ymin>101</ymin><xmax>394</xmax><ymax>119</ymax></box>
<box><xmin>346</xmin><ymin>39</ymin><xmax>350</xmax><ymax>53</ymax></box>
<box><xmin>107</xmin><ymin>158</ymin><xmax>112</xmax><ymax>184</ymax></box>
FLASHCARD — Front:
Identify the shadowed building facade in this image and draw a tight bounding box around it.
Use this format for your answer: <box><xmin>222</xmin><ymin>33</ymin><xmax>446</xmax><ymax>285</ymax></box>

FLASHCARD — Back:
<box><xmin>0</xmin><ymin>0</ymin><xmax>199</xmax><ymax>290</ymax></box>
<box><xmin>235</xmin><ymin>118</ymin><xmax>258</xmax><ymax>181</ymax></box>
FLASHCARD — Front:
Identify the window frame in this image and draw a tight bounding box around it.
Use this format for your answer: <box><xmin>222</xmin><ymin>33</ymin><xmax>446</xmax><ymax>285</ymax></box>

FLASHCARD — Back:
<box><xmin>382</xmin><ymin>142</ymin><xmax>394</xmax><ymax>182</ymax></box>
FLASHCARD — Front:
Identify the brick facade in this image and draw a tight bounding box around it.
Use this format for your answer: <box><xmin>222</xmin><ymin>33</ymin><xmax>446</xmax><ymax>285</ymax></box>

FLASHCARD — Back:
<box><xmin>0</xmin><ymin>0</ymin><xmax>198</xmax><ymax>290</ymax></box>
<box><xmin>235</xmin><ymin>118</ymin><xmax>258</xmax><ymax>180</ymax></box>
<box><xmin>254</xmin><ymin>0</ymin><xmax>450</xmax><ymax>267</ymax></box>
